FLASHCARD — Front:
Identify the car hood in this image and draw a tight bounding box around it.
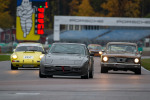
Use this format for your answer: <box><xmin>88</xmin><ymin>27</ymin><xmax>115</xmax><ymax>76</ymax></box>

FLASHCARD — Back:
<box><xmin>103</xmin><ymin>53</ymin><xmax>141</xmax><ymax>58</ymax></box>
<box><xmin>44</xmin><ymin>53</ymin><xmax>87</xmax><ymax>66</ymax></box>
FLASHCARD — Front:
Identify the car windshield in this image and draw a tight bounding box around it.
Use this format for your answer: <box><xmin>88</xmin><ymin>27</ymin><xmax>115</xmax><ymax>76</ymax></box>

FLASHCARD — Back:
<box><xmin>88</xmin><ymin>45</ymin><xmax>101</xmax><ymax>50</ymax></box>
<box><xmin>49</xmin><ymin>44</ymin><xmax>85</xmax><ymax>55</ymax></box>
<box><xmin>107</xmin><ymin>44</ymin><xmax>137</xmax><ymax>54</ymax></box>
<box><xmin>15</xmin><ymin>46</ymin><xmax>44</xmax><ymax>52</ymax></box>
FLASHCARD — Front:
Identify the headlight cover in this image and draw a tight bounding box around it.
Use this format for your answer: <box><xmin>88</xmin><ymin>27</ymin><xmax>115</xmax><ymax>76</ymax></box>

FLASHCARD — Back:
<box><xmin>103</xmin><ymin>56</ymin><xmax>108</xmax><ymax>62</ymax></box>
<box><xmin>12</xmin><ymin>55</ymin><xmax>17</xmax><ymax>59</ymax></box>
<box><xmin>134</xmin><ymin>58</ymin><xmax>139</xmax><ymax>63</ymax></box>
<box><xmin>40</xmin><ymin>55</ymin><xmax>44</xmax><ymax>59</ymax></box>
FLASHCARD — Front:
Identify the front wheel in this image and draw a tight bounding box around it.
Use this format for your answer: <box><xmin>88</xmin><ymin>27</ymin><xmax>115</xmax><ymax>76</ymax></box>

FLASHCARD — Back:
<box><xmin>134</xmin><ymin>68</ymin><xmax>141</xmax><ymax>75</ymax></box>
<box><xmin>11</xmin><ymin>64</ymin><xmax>18</xmax><ymax>70</ymax></box>
<box><xmin>81</xmin><ymin>68</ymin><xmax>89</xmax><ymax>79</ymax></box>
<box><xmin>48</xmin><ymin>75</ymin><xmax>53</xmax><ymax>78</ymax></box>
<box><xmin>89</xmin><ymin>67</ymin><xmax>94</xmax><ymax>78</ymax></box>
<box><xmin>101</xmin><ymin>67</ymin><xmax>108</xmax><ymax>73</ymax></box>
<box><xmin>39</xmin><ymin>70</ymin><xmax>46</xmax><ymax>78</ymax></box>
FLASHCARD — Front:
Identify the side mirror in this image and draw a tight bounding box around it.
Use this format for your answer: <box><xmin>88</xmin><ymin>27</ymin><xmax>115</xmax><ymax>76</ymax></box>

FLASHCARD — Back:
<box><xmin>46</xmin><ymin>50</ymin><xmax>49</xmax><ymax>53</ymax></box>
<box><xmin>42</xmin><ymin>51</ymin><xmax>45</xmax><ymax>54</ymax></box>
<box><xmin>90</xmin><ymin>53</ymin><xmax>94</xmax><ymax>56</ymax></box>
<box><xmin>13</xmin><ymin>49</ymin><xmax>16</xmax><ymax>52</ymax></box>
<box><xmin>102</xmin><ymin>50</ymin><xmax>105</xmax><ymax>52</ymax></box>
<box><xmin>140</xmin><ymin>51</ymin><xmax>142</xmax><ymax>55</ymax></box>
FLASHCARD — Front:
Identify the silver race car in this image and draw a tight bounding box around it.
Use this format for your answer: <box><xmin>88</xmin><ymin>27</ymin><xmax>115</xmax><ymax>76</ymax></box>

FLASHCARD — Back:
<box><xmin>39</xmin><ymin>43</ymin><xmax>94</xmax><ymax>79</ymax></box>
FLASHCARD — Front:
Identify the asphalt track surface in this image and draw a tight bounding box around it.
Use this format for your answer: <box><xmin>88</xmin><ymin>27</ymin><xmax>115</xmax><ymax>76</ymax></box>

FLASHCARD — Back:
<box><xmin>0</xmin><ymin>57</ymin><xmax>150</xmax><ymax>100</ymax></box>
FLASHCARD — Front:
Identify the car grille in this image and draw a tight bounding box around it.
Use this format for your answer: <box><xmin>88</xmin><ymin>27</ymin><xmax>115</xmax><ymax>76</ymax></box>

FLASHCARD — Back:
<box><xmin>91</xmin><ymin>51</ymin><xmax>99</xmax><ymax>53</ymax></box>
<box><xmin>108</xmin><ymin>57</ymin><xmax>134</xmax><ymax>63</ymax></box>
<box><xmin>45</xmin><ymin>66</ymin><xmax>71</xmax><ymax>71</ymax></box>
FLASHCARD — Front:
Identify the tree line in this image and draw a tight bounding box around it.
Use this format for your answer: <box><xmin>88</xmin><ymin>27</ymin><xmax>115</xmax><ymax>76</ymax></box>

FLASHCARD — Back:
<box><xmin>0</xmin><ymin>0</ymin><xmax>150</xmax><ymax>29</ymax></box>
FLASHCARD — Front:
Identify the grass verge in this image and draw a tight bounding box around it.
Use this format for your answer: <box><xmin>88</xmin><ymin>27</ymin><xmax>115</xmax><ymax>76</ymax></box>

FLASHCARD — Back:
<box><xmin>141</xmin><ymin>59</ymin><xmax>150</xmax><ymax>71</ymax></box>
<box><xmin>0</xmin><ymin>55</ymin><xmax>10</xmax><ymax>61</ymax></box>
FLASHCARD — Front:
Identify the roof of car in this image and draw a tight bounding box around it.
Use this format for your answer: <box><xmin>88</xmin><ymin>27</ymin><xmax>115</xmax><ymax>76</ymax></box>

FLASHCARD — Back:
<box><xmin>107</xmin><ymin>42</ymin><xmax>137</xmax><ymax>46</ymax></box>
<box><xmin>17</xmin><ymin>43</ymin><xmax>43</xmax><ymax>47</ymax></box>
<box><xmin>52</xmin><ymin>42</ymin><xmax>86</xmax><ymax>46</ymax></box>
<box><xmin>88</xmin><ymin>44</ymin><xmax>101</xmax><ymax>46</ymax></box>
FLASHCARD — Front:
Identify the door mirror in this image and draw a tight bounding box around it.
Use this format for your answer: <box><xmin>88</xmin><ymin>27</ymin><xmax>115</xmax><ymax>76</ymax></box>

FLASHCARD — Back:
<box><xmin>90</xmin><ymin>53</ymin><xmax>94</xmax><ymax>56</ymax></box>
<box><xmin>102</xmin><ymin>50</ymin><xmax>105</xmax><ymax>52</ymax></box>
<box><xmin>42</xmin><ymin>51</ymin><xmax>46</xmax><ymax>54</ymax></box>
<box><xmin>13</xmin><ymin>49</ymin><xmax>16</xmax><ymax>52</ymax></box>
<box><xmin>140</xmin><ymin>51</ymin><xmax>142</xmax><ymax>55</ymax></box>
<box><xmin>46</xmin><ymin>50</ymin><xmax>49</xmax><ymax>53</ymax></box>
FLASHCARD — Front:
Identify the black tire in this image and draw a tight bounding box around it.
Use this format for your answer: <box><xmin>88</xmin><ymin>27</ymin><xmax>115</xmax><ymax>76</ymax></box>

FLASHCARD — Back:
<box><xmin>39</xmin><ymin>70</ymin><xmax>46</xmax><ymax>78</ymax></box>
<box><xmin>89</xmin><ymin>67</ymin><xmax>94</xmax><ymax>78</ymax></box>
<box><xmin>81</xmin><ymin>74</ymin><xmax>89</xmax><ymax>79</ymax></box>
<box><xmin>81</xmin><ymin>68</ymin><xmax>89</xmax><ymax>79</ymax></box>
<box><xmin>134</xmin><ymin>68</ymin><xmax>141</xmax><ymax>75</ymax></box>
<box><xmin>11</xmin><ymin>64</ymin><xmax>18</xmax><ymax>70</ymax></box>
<box><xmin>48</xmin><ymin>75</ymin><xmax>53</xmax><ymax>78</ymax></box>
<box><xmin>101</xmin><ymin>67</ymin><xmax>108</xmax><ymax>73</ymax></box>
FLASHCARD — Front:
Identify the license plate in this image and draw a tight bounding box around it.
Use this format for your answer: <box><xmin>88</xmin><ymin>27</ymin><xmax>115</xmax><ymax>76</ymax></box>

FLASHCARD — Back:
<box><xmin>23</xmin><ymin>65</ymin><xmax>34</xmax><ymax>67</ymax></box>
<box><xmin>24</xmin><ymin>56</ymin><xmax>34</xmax><ymax>59</ymax></box>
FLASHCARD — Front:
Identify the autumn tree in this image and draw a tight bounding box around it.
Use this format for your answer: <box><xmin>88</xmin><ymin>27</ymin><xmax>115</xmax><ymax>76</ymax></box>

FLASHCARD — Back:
<box><xmin>69</xmin><ymin>0</ymin><xmax>81</xmax><ymax>15</ymax></box>
<box><xmin>101</xmin><ymin>0</ymin><xmax>141</xmax><ymax>17</ymax></box>
<box><xmin>70</xmin><ymin>0</ymin><xmax>98</xmax><ymax>16</ymax></box>
<box><xmin>90</xmin><ymin>0</ymin><xmax>106</xmax><ymax>16</ymax></box>
<box><xmin>77</xmin><ymin>0</ymin><xmax>96</xmax><ymax>16</ymax></box>
<box><xmin>0</xmin><ymin>0</ymin><xmax>13</xmax><ymax>28</ymax></box>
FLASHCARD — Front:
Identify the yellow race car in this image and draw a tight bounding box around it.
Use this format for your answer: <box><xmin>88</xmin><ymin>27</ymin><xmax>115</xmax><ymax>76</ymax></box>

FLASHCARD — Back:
<box><xmin>11</xmin><ymin>43</ymin><xmax>45</xmax><ymax>70</ymax></box>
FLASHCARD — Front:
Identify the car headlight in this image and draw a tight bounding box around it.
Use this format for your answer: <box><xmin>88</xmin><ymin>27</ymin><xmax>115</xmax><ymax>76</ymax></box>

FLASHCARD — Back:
<box><xmin>40</xmin><ymin>55</ymin><xmax>44</xmax><ymax>59</ymax></box>
<box><xmin>134</xmin><ymin>58</ymin><xmax>139</xmax><ymax>63</ymax></box>
<box><xmin>103</xmin><ymin>56</ymin><xmax>108</xmax><ymax>62</ymax></box>
<box><xmin>99</xmin><ymin>51</ymin><xmax>103</xmax><ymax>55</ymax></box>
<box><xmin>12</xmin><ymin>55</ymin><xmax>17</xmax><ymax>59</ymax></box>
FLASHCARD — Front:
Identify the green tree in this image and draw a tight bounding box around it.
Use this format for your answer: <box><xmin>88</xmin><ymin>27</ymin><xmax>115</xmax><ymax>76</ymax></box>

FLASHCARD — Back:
<box><xmin>101</xmin><ymin>0</ymin><xmax>141</xmax><ymax>17</ymax></box>
<box><xmin>0</xmin><ymin>0</ymin><xmax>13</xmax><ymax>28</ymax></box>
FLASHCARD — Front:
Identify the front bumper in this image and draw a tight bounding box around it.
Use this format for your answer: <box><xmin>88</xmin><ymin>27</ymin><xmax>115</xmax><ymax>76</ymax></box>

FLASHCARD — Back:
<box><xmin>11</xmin><ymin>60</ymin><xmax>40</xmax><ymax>68</ymax></box>
<box><xmin>41</xmin><ymin>65</ymin><xmax>88</xmax><ymax>76</ymax></box>
<box><xmin>101</xmin><ymin>62</ymin><xmax>141</xmax><ymax>69</ymax></box>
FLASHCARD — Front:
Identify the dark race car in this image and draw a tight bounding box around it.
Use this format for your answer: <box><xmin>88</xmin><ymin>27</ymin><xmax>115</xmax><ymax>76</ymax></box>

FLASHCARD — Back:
<box><xmin>40</xmin><ymin>43</ymin><xmax>94</xmax><ymax>79</ymax></box>
<box><xmin>88</xmin><ymin>44</ymin><xmax>103</xmax><ymax>56</ymax></box>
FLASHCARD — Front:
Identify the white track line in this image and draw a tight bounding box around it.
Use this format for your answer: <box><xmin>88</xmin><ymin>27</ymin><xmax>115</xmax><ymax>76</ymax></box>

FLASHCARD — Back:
<box><xmin>15</xmin><ymin>93</ymin><xmax>40</xmax><ymax>95</ymax></box>
<box><xmin>142</xmin><ymin>66</ymin><xmax>150</xmax><ymax>72</ymax></box>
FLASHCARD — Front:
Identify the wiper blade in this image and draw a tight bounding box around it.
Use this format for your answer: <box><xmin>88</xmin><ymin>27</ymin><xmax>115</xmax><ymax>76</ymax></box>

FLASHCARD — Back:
<box><xmin>24</xmin><ymin>50</ymin><xmax>37</xmax><ymax>52</ymax></box>
<box><xmin>66</xmin><ymin>53</ymin><xmax>80</xmax><ymax>54</ymax></box>
<box><xmin>29</xmin><ymin>50</ymin><xmax>37</xmax><ymax>51</ymax></box>
<box><xmin>52</xmin><ymin>52</ymin><xmax>62</xmax><ymax>53</ymax></box>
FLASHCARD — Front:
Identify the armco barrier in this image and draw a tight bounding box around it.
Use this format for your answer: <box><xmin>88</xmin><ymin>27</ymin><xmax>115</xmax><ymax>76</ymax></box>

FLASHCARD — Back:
<box><xmin>1</xmin><ymin>46</ymin><xmax>15</xmax><ymax>53</ymax></box>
